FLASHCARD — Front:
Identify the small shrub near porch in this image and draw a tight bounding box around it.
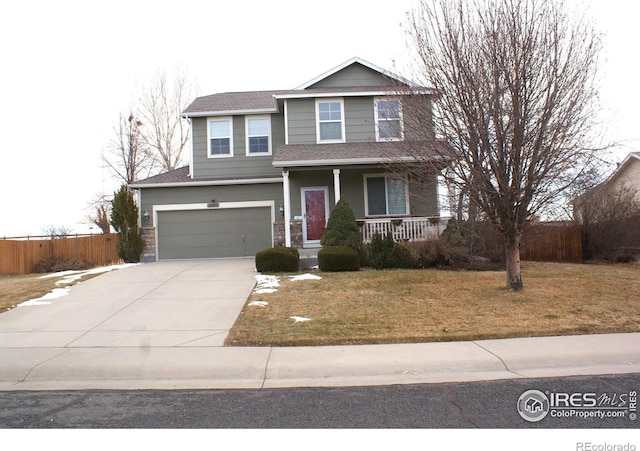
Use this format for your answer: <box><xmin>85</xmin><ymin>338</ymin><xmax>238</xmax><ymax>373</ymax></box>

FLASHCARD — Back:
<box><xmin>255</xmin><ymin>247</ymin><xmax>299</xmax><ymax>273</ymax></box>
<box><xmin>318</xmin><ymin>246</ymin><xmax>360</xmax><ymax>272</ymax></box>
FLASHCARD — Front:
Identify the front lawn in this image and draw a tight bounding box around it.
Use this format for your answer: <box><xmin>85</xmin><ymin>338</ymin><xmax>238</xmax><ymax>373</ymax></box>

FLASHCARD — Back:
<box><xmin>225</xmin><ymin>261</ymin><xmax>640</xmax><ymax>346</ymax></box>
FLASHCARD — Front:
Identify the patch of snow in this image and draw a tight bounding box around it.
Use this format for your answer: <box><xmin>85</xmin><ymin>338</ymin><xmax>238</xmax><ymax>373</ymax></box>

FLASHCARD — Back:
<box><xmin>38</xmin><ymin>263</ymin><xmax>140</xmax><ymax>285</ymax></box>
<box><xmin>289</xmin><ymin>316</ymin><xmax>311</xmax><ymax>323</ymax></box>
<box><xmin>254</xmin><ymin>289</ymin><xmax>278</xmax><ymax>294</ymax></box>
<box><xmin>39</xmin><ymin>270</ymin><xmax>82</xmax><ymax>279</ymax></box>
<box><xmin>19</xmin><ymin>287</ymin><xmax>71</xmax><ymax>307</ymax></box>
<box><xmin>289</xmin><ymin>273</ymin><xmax>322</xmax><ymax>281</ymax></box>
<box><xmin>248</xmin><ymin>301</ymin><xmax>269</xmax><ymax>307</ymax></box>
<box><xmin>254</xmin><ymin>275</ymin><xmax>280</xmax><ymax>294</ymax></box>
<box><xmin>21</xmin><ymin>263</ymin><xmax>139</xmax><ymax>307</ymax></box>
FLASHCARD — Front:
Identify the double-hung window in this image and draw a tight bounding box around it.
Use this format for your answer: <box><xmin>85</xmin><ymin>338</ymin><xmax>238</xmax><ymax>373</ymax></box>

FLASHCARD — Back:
<box><xmin>316</xmin><ymin>99</ymin><xmax>345</xmax><ymax>143</ymax></box>
<box><xmin>246</xmin><ymin>116</ymin><xmax>271</xmax><ymax>155</ymax></box>
<box><xmin>365</xmin><ymin>175</ymin><xmax>409</xmax><ymax>216</ymax></box>
<box><xmin>375</xmin><ymin>98</ymin><xmax>403</xmax><ymax>141</ymax></box>
<box><xmin>208</xmin><ymin>117</ymin><xmax>233</xmax><ymax>157</ymax></box>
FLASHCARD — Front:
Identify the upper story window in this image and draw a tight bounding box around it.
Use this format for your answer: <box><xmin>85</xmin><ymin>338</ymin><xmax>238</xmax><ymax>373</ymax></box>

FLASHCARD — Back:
<box><xmin>316</xmin><ymin>99</ymin><xmax>345</xmax><ymax>143</ymax></box>
<box><xmin>246</xmin><ymin>116</ymin><xmax>271</xmax><ymax>155</ymax></box>
<box><xmin>375</xmin><ymin>98</ymin><xmax>404</xmax><ymax>141</ymax></box>
<box><xmin>208</xmin><ymin>117</ymin><xmax>233</xmax><ymax>158</ymax></box>
<box><xmin>365</xmin><ymin>174</ymin><xmax>409</xmax><ymax>216</ymax></box>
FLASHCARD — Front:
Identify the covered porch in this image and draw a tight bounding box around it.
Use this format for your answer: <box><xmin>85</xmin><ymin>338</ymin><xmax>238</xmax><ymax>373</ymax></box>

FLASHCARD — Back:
<box><xmin>358</xmin><ymin>216</ymin><xmax>445</xmax><ymax>243</ymax></box>
<box><xmin>273</xmin><ymin>142</ymin><xmax>446</xmax><ymax>248</ymax></box>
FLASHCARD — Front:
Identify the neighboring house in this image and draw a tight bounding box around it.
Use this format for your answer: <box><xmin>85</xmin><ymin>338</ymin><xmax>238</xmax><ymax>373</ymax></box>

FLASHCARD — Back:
<box><xmin>130</xmin><ymin>57</ymin><xmax>447</xmax><ymax>261</ymax></box>
<box><xmin>603</xmin><ymin>152</ymin><xmax>640</xmax><ymax>202</ymax></box>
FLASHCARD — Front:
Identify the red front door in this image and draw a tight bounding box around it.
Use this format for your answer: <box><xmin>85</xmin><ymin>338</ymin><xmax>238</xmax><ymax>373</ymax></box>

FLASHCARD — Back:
<box><xmin>303</xmin><ymin>188</ymin><xmax>328</xmax><ymax>243</ymax></box>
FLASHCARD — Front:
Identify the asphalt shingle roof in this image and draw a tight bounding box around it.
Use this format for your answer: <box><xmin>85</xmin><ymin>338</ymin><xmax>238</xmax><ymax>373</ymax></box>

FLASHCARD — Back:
<box><xmin>273</xmin><ymin>141</ymin><xmax>439</xmax><ymax>167</ymax></box>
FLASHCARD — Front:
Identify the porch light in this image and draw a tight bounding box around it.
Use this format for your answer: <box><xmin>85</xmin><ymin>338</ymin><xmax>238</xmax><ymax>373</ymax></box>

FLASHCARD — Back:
<box><xmin>143</xmin><ymin>210</ymin><xmax>150</xmax><ymax>224</ymax></box>
<box><xmin>279</xmin><ymin>205</ymin><xmax>285</xmax><ymax>217</ymax></box>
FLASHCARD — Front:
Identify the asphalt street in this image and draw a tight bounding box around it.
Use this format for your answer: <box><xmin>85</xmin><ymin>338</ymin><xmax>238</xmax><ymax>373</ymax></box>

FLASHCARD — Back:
<box><xmin>1</xmin><ymin>374</ymin><xmax>638</xmax><ymax>429</ymax></box>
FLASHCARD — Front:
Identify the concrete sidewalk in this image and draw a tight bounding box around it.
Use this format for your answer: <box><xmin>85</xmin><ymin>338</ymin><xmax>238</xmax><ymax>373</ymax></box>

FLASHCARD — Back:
<box><xmin>0</xmin><ymin>260</ymin><xmax>638</xmax><ymax>391</ymax></box>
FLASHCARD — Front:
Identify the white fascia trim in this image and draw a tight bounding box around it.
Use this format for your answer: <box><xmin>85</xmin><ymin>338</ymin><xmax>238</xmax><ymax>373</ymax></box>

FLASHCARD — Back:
<box><xmin>273</xmin><ymin>157</ymin><xmax>418</xmax><ymax>168</ymax></box>
<box><xmin>154</xmin><ymin>200</ymin><xmax>275</xmax><ymax>212</ymax></box>
<box><xmin>129</xmin><ymin>177</ymin><xmax>284</xmax><ymax>189</ymax></box>
<box><xmin>275</xmin><ymin>88</ymin><xmax>435</xmax><ymax>100</ymax></box>
<box><xmin>183</xmin><ymin>107</ymin><xmax>278</xmax><ymax>118</ymax></box>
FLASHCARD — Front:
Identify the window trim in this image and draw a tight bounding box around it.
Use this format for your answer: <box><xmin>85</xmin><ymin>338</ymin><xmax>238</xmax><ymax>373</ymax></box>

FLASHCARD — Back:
<box><xmin>374</xmin><ymin>97</ymin><xmax>404</xmax><ymax>142</ymax></box>
<box><xmin>363</xmin><ymin>174</ymin><xmax>410</xmax><ymax>216</ymax></box>
<box><xmin>316</xmin><ymin>98</ymin><xmax>346</xmax><ymax>144</ymax></box>
<box><xmin>207</xmin><ymin>116</ymin><xmax>234</xmax><ymax>158</ymax></box>
<box><xmin>245</xmin><ymin>115</ymin><xmax>272</xmax><ymax>156</ymax></box>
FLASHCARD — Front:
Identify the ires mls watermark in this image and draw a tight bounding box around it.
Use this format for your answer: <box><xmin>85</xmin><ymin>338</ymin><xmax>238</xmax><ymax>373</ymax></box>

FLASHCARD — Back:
<box><xmin>517</xmin><ymin>389</ymin><xmax>637</xmax><ymax>423</ymax></box>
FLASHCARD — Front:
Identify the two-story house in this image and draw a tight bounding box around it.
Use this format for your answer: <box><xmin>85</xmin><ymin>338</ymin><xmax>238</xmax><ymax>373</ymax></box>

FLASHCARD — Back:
<box><xmin>130</xmin><ymin>58</ymin><xmax>446</xmax><ymax>261</ymax></box>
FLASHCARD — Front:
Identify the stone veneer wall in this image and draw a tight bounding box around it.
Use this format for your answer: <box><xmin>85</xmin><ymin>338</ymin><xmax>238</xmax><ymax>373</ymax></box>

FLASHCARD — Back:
<box><xmin>273</xmin><ymin>220</ymin><xmax>303</xmax><ymax>248</ymax></box>
<box><xmin>140</xmin><ymin>227</ymin><xmax>156</xmax><ymax>262</ymax></box>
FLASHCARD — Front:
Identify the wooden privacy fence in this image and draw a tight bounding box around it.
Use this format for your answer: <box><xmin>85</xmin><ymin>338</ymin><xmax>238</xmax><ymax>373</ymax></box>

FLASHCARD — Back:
<box><xmin>477</xmin><ymin>224</ymin><xmax>583</xmax><ymax>263</ymax></box>
<box><xmin>0</xmin><ymin>234</ymin><xmax>120</xmax><ymax>275</ymax></box>
<box><xmin>520</xmin><ymin>225</ymin><xmax>583</xmax><ymax>262</ymax></box>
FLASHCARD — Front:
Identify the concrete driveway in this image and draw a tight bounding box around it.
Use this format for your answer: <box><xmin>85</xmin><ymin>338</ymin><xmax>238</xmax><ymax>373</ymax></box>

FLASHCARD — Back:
<box><xmin>1</xmin><ymin>259</ymin><xmax>639</xmax><ymax>391</ymax></box>
<box><xmin>0</xmin><ymin>259</ymin><xmax>258</xmax><ymax>349</ymax></box>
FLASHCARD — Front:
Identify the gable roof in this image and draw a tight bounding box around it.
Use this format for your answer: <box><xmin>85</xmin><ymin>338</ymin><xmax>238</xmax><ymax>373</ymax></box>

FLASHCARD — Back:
<box><xmin>603</xmin><ymin>151</ymin><xmax>640</xmax><ymax>185</ymax></box>
<box><xmin>182</xmin><ymin>57</ymin><xmax>433</xmax><ymax>118</ymax></box>
<box><xmin>295</xmin><ymin>57</ymin><xmax>415</xmax><ymax>90</ymax></box>
<box><xmin>182</xmin><ymin>90</ymin><xmax>291</xmax><ymax>117</ymax></box>
<box><xmin>129</xmin><ymin>166</ymin><xmax>283</xmax><ymax>188</ymax></box>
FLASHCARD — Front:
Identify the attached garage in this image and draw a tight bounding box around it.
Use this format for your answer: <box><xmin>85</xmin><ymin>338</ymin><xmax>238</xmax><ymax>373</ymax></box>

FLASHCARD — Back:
<box><xmin>155</xmin><ymin>203</ymin><xmax>273</xmax><ymax>260</ymax></box>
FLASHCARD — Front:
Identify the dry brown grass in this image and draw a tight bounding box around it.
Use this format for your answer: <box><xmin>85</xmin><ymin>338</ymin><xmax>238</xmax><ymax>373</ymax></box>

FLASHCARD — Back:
<box><xmin>225</xmin><ymin>261</ymin><xmax>640</xmax><ymax>346</ymax></box>
<box><xmin>0</xmin><ymin>272</ymin><xmax>102</xmax><ymax>313</ymax></box>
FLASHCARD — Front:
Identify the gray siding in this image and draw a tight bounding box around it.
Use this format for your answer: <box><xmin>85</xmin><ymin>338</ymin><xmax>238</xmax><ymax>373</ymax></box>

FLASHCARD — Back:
<box><xmin>309</xmin><ymin>64</ymin><xmax>389</xmax><ymax>89</ymax></box>
<box><xmin>140</xmin><ymin>183</ymin><xmax>284</xmax><ymax>227</ymax></box>
<box><xmin>286</xmin><ymin>99</ymin><xmax>316</xmax><ymax>145</ymax></box>
<box><xmin>345</xmin><ymin>97</ymin><xmax>375</xmax><ymax>142</ymax></box>
<box><xmin>191</xmin><ymin>115</ymin><xmax>283</xmax><ymax>180</ymax></box>
<box><xmin>286</xmin><ymin>97</ymin><xmax>376</xmax><ymax>145</ymax></box>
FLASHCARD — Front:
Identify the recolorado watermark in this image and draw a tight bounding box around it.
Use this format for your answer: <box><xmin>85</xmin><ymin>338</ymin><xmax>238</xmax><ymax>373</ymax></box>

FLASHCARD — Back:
<box><xmin>517</xmin><ymin>389</ymin><xmax>637</xmax><ymax>423</ymax></box>
<box><xmin>576</xmin><ymin>443</ymin><xmax>636</xmax><ymax>451</ymax></box>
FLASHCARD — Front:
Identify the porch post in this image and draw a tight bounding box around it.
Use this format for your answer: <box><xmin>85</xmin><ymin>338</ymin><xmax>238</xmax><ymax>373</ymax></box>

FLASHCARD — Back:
<box><xmin>333</xmin><ymin>168</ymin><xmax>341</xmax><ymax>204</ymax></box>
<box><xmin>282</xmin><ymin>169</ymin><xmax>292</xmax><ymax>247</ymax></box>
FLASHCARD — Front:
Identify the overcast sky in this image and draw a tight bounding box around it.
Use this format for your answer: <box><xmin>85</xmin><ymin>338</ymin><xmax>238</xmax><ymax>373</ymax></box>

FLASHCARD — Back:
<box><xmin>0</xmin><ymin>0</ymin><xmax>638</xmax><ymax>237</ymax></box>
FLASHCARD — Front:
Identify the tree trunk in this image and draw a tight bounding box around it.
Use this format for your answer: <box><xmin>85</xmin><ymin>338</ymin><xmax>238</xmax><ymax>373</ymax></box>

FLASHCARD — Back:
<box><xmin>505</xmin><ymin>234</ymin><xmax>523</xmax><ymax>291</ymax></box>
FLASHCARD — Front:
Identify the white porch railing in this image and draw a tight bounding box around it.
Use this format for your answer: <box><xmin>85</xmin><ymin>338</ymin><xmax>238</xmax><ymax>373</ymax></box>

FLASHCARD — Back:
<box><xmin>358</xmin><ymin>217</ymin><xmax>446</xmax><ymax>243</ymax></box>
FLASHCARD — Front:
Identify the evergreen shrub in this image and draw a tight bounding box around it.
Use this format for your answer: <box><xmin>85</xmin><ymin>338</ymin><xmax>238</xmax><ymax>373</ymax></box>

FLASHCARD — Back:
<box><xmin>110</xmin><ymin>184</ymin><xmax>145</xmax><ymax>263</ymax></box>
<box><xmin>367</xmin><ymin>233</ymin><xmax>395</xmax><ymax>269</ymax></box>
<box><xmin>320</xmin><ymin>199</ymin><xmax>365</xmax><ymax>263</ymax></box>
<box><xmin>255</xmin><ymin>247</ymin><xmax>299</xmax><ymax>273</ymax></box>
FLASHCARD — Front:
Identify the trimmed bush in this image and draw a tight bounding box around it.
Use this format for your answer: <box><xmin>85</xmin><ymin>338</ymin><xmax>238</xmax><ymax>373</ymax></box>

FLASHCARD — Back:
<box><xmin>318</xmin><ymin>246</ymin><xmax>360</xmax><ymax>272</ymax></box>
<box><xmin>255</xmin><ymin>247</ymin><xmax>299</xmax><ymax>273</ymax></box>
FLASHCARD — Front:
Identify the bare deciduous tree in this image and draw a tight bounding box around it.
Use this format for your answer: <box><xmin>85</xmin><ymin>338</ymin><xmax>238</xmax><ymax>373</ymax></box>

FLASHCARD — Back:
<box><xmin>41</xmin><ymin>225</ymin><xmax>73</xmax><ymax>239</ymax></box>
<box><xmin>102</xmin><ymin>112</ymin><xmax>155</xmax><ymax>184</ymax></box>
<box><xmin>400</xmin><ymin>0</ymin><xmax>602</xmax><ymax>290</ymax></box>
<box><xmin>86</xmin><ymin>193</ymin><xmax>112</xmax><ymax>234</ymax></box>
<box><xmin>137</xmin><ymin>68</ymin><xmax>194</xmax><ymax>172</ymax></box>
